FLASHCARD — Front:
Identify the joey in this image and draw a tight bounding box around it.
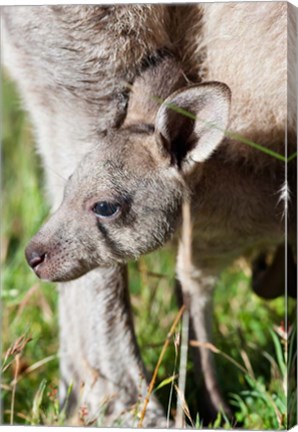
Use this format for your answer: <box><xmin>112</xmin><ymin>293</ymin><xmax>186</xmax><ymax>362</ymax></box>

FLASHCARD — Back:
<box><xmin>26</xmin><ymin>79</ymin><xmax>231</xmax><ymax>282</ymax></box>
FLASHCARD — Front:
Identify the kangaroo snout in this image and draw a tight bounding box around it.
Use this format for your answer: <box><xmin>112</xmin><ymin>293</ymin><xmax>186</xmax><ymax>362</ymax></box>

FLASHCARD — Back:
<box><xmin>26</xmin><ymin>247</ymin><xmax>46</xmax><ymax>270</ymax></box>
<box><xmin>25</xmin><ymin>240</ymin><xmax>48</xmax><ymax>278</ymax></box>
<box><xmin>25</xmin><ymin>202</ymin><xmax>105</xmax><ymax>282</ymax></box>
<box><xmin>25</xmin><ymin>231</ymin><xmax>86</xmax><ymax>282</ymax></box>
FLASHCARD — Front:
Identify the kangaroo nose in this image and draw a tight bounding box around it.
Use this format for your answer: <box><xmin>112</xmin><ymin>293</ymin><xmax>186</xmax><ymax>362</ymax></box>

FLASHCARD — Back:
<box><xmin>25</xmin><ymin>249</ymin><xmax>46</xmax><ymax>270</ymax></box>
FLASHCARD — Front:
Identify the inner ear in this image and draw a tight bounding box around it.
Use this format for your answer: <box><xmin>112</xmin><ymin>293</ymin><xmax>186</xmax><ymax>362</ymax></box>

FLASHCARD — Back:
<box><xmin>155</xmin><ymin>82</ymin><xmax>231</xmax><ymax>170</ymax></box>
<box><xmin>157</xmin><ymin>110</ymin><xmax>197</xmax><ymax>168</ymax></box>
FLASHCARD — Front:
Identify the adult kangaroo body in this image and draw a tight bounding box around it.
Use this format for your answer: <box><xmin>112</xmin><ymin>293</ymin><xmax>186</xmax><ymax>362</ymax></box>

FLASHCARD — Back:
<box><xmin>3</xmin><ymin>3</ymin><xmax>296</xmax><ymax>427</ymax></box>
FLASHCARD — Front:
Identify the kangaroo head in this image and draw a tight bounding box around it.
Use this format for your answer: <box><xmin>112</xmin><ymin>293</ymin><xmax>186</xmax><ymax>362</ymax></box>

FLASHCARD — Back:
<box><xmin>25</xmin><ymin>82</ymin><xmax>230</xmax><ymax>281</ymax></box>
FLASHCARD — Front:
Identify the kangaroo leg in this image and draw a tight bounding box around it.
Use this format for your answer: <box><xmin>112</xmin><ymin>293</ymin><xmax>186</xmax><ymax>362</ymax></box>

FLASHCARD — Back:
<box><xmin>176</xmin><ymin>202</ymin><xmax>231</xmax><ymax>421</ymax></box>
<box><xmin>175</xmin><ymin>279</ymin><xmax>223</xmax><ymax>423</ymax></box>
<box><xmin>59</xmin><ymin>265</ymin><xmax>165</xmax><ymax>426</ymax></box>
<box><xmin>176</xmin><ymin>236</ymin><xmax>231</xmax><ymax>421</ymax></box>
<box><xmin>187</xmin><ymin>281</ymin><xmax>231</xmax><ymax>418</ymax></box>
<box><xmin>177</xmin><ymin>270</ymin><xmax>231</xmax><ymax>421</ymax></box>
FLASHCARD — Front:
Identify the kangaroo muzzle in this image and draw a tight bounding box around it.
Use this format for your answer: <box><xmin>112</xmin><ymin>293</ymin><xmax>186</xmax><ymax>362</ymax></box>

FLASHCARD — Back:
<box><xmin>25</xmin><ymin>241</ymin><xmax>48</xmax><ymax>279</ymax></box>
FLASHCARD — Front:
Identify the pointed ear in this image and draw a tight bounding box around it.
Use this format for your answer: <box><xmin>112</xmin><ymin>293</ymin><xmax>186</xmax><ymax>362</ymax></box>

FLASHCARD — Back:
<box><xmin>155</xmin><ymin>82</ymin><xmax>231</xmax><ymax>172</ymax></box>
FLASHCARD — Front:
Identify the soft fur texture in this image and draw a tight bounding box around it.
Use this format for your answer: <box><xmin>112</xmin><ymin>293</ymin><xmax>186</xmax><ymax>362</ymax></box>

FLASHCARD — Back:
<box><xmin>3</xmin><ymin>4</ymin><xmax>296</xmax><ymax>426</ymax></box>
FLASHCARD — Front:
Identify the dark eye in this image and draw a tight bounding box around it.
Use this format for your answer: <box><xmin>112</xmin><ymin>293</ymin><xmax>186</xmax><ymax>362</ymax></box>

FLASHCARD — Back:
<box><xmin>92</xmin><ymin>201</ymin><xmax>120</xmax><ymax>218</ymax></box>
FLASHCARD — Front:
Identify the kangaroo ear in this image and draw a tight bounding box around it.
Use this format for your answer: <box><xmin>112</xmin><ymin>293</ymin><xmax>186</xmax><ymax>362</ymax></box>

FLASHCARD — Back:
<box><xmin>155</xmin><ymin>82</ymin><xmax>231</xmax><ymax>172</ymax></box>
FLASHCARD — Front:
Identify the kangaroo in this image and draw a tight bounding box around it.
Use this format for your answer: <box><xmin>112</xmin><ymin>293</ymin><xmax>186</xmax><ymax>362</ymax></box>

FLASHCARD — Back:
<box><xmin>3</xmin><ymin>3</ymin><xmax>296</xmax><ymax>427</ymax></box>
<box><xmin>24</xmin><ymin>49</ymin><xmax>294</xmax><ymax>416</ymax></box>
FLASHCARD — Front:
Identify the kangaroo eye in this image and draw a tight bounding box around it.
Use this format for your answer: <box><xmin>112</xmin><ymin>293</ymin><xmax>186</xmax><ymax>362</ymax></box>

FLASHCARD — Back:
<box><xmin>92</xmin><ymin>201</ymin><xmax>120</xmax><ymax>218</ymax></box>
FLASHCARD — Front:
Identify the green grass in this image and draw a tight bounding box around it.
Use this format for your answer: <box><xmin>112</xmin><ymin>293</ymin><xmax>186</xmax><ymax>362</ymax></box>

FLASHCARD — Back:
<box><xmin>1</xmin><ymin>73</ymin><xmax>295</xmax><ymax>428</ymax></box>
